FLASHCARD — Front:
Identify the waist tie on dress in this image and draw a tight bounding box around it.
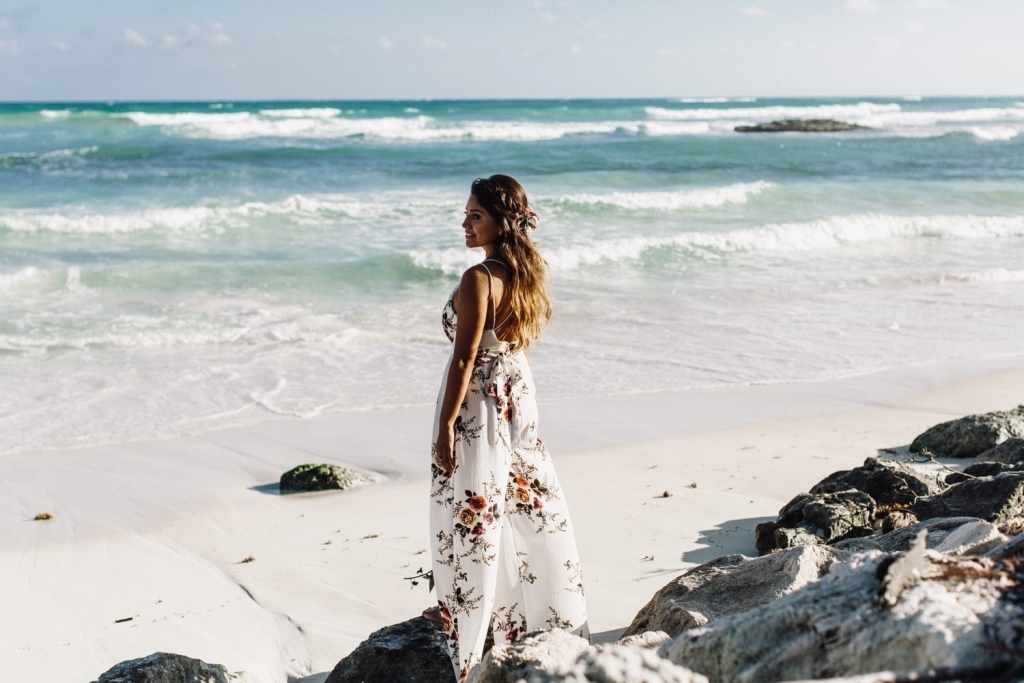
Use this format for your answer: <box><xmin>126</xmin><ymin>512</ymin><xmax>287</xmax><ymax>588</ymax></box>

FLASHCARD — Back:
<box><xmin>475</xmin><ymin>342</ymin><xmax>524</xmax><ymax>445</ymax></box>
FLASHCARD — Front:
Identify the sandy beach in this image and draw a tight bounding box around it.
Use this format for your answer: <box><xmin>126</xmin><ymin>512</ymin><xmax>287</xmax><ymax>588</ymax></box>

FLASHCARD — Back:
<box><xmin>4</xmin><ymin>353</ymin><xmax>1024</xmax><ymax>683</ymax></box>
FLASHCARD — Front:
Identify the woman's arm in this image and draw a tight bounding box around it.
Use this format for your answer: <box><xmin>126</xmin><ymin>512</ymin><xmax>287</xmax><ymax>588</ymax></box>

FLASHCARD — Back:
<box><xmin>434</xmin><ymin>266</ymin><xmax>490</xmax><ymax>473</ymax></box>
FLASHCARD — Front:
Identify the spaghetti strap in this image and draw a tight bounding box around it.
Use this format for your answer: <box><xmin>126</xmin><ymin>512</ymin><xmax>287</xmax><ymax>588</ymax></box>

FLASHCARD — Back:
<box><xmin>481</xmin><ymin>259</ymin><xmax>512</xmax><ymax>332</ymax></box>
<box><xmin>478</xmin><ymin>261</ymin><xmax>496</xmax><ymax>330</ymax></box>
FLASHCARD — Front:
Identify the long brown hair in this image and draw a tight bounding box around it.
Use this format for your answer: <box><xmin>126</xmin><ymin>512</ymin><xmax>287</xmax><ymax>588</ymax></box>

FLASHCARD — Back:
<box><xmin>470</xmin><ymin>174</ymin><xmax>552</xmax><ymax>350</ymax></box>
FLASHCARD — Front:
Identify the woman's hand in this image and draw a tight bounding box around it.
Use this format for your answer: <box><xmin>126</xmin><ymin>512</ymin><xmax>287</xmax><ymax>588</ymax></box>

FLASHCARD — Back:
<box><xmin>434</xmin><ymin>421</ymin><xmax>456</xmax><ymax>474</ymax></box>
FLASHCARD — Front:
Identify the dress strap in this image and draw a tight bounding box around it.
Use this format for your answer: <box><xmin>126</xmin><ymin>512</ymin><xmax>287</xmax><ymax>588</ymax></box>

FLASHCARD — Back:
<box><xmin>478</xmin><ymin>261</ymin><xmax>496</xmax><ymax>330</ymax></box>
<box><xmin>481</xmin><ymin>259</ymin><xmax>514</xmax><ymax>332</ymax></box>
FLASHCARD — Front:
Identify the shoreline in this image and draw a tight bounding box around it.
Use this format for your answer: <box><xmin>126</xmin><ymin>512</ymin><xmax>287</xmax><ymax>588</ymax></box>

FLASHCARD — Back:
<box><xmin>3</xmin><ymin>355</ymin><xmax>1024</xmax><ymax>682</ymax></box>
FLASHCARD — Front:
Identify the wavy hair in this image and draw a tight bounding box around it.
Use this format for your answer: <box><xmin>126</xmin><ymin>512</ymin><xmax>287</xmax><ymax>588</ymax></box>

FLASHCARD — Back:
<box><xmin>470</xmin><ymin>174</ymin><xmax>552</xmax><ymax>350</ymax></box>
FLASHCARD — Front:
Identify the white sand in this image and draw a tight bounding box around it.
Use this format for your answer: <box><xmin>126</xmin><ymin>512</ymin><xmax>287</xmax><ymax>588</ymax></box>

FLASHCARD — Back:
<box><xmin>3</xmin><ymin>354</ymin><xmax>1023</xmax><ymax>682</ymax></box>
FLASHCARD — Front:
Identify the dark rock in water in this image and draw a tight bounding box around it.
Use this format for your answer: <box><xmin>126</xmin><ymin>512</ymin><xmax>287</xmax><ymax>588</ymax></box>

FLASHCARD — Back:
<box><xmin>910</xmin><ymin>405</ymin><xmax>1024</xmax><ymax>459</ymax></box>
<box><xmin>810</xmin><ymin>457</ymin><xmax>940</xmax><ymax>507</ymax></box>
<box><xmin>913</xmin><ymin>473</ymin><xmax>1024</xmax><ymax>524</ymax></box>
<box><xmin>660</xmin><ymin>536</ymin><xmax>1024</xmax><ymax>683</ymax></box>
<box><xmin>325</xmin><ymin>617</ymin><xmax>456</xmax><ymax>683</ymax></box>
<box><xmin>734</xmin><ymin>119</ymin><xmax>866</xmax><ymax>133</ymax></box>
<box><xmin>280</xmin><ymin>463</ymin><xmax>378</xmax><ymax>493</ymax></box>
<box><xmin>755</xmin><ymin>490</ymin><xmax>875</xmax><ymax>555</ymax></box>
<box><xmin>973</xmin><ymin>437</ymin><xmax>1024</xmax><ymax>466</ymax></box>
<box><xmin>622</xmin><ymin>545</ymin><xmax>836</xmax><ymax>638</ymax></box>
<box><xmin>92</xmin><ymin>653</ymin><xmax>236</xmax><ymax>683</ymax></box>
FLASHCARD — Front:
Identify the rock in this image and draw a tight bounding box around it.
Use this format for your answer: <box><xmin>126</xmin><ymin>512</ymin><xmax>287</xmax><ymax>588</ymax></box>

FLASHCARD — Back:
<box><xmin>531</xmin><ymin>644</ymin><xmax>709</xmax><ymax>683</ymax></box>
<box><xmin>466</xmin><ymin>629</ymin><xmax>591</xmax><ymax>683</ymax></box>
<box><xmin>873</xmin><ymin>530</ymin><xmax>927</xmax><ymax>608</ymax></box>
<box><xmin>280</xmin><ymin>463</ymin><xmax>378</xmax><ymax>493</ymax></box>
<box><xmin>912</xmin><ymin>472</ymin><xmax>1024</xmax><ymax>524</ymax></box>
<box><xmin>616</xmin><ymin>631</ymin><xmax>671</xmax><ymax>649</ymax></box>
<box><xmin>944</xmin><ymin>460</ymin><xmax>1018</xmax><ymax>485</ymax></box>
<box><xmin>92</xmin><ymin>653</ymin><xmax>239</xmax><ymax>683</ymax></box>
<box><xmin>973</xmin><ymin>437</ymin><xmax>1024</xmax><ymax>466</ymax></box>
<box><xmin>755</xmin><ymin>490</ymin><xmax>875</xmax><ymax>554</ymax></box>
<box><xmin>830</xmin><ymin>537</ymin><xmax>882</xmax><ymax>553</ymax></box>
<box><xmin>660</xmin><ymin>543</ymin><xmax>1023</xmax><ymax>682</ymax></box>
<box><xmin>622</xmin><ymin>545</ymin><xmax>836</xmax><ymax>638</ymax></box>
<box><xmin>734</xmin><ymin>119</ymin><xmax>867</xmax><ymax>133</ymax></box>
<box><xmin>809</xmin><ymin>457</ymin><xmax>940</xmax><ymax>508</ymax></box>
<box><xmin>872</xmin><ymin>517</ymin><xmax>981</xmax><ymax>552</ymax></box>
<box><xmin>910</xmin><ymin>405</ymin><xmax>1024</xmax><ymax>459</ymax></box>
<box><xmin>984</xmin><ymin>531</ymin><xmax>1024</xmax><ymax>561</ymax></box>
<box><xmin>879</xmin><ymin>510</ymin><xmax>917</xmax><ymax>533</ymax></box>
<box><xmin>933</xmin><ymin>520</ymin><xmax>1007</xmax><ymax>557</ymax></box>
<box><xmin>325</xmin><ymin>617</ymin><xmax>455</xmax><ymax>683</ymax></box>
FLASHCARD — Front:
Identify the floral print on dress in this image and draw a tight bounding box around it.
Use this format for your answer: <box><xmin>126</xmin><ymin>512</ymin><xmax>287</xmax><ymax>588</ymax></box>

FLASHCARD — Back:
<box><xmin>430</xmin><ymin>288</ymin><xmax>589</xmax><ymax>681</ymax></box>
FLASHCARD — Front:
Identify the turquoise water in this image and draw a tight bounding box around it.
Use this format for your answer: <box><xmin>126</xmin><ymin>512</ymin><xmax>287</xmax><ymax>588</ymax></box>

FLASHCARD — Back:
<box><xmin>2</xmin><ymin>97</ymin><xmax>1024</xmax><ymax>453</ymax></box>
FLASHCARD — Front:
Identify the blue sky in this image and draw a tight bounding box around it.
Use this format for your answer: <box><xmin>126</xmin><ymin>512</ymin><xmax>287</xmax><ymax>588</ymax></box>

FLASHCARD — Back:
<box><xmin>1</xmin><ymin>0</ymin><xmax>1022</xmax><ymax>101</ymax></box>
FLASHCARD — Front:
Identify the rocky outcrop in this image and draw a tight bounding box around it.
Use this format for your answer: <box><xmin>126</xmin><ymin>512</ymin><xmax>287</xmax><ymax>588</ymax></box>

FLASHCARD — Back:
<box><xmin>809</xmin><ymin>457</ymin><xmax>940</xmax><ymax>507</ymax></box>
<box><xmin>617</xmin><ymin>630</ymin><xmax>671</xmax><ymax>649</ymax></box>
<box><xmin>530</xmin><ymin>644</ymin><xmax>708</xmax><ymax>683</ymax></box>
<box><xmin>869</xmin><ymin>516</ymin><xmax>981</xmax><ymax>552</ymax></box>
<box><xmin>933</xmin><ymin>520</ymin><xmax>1008</xmax><ymax>557</ymax></box>
<box><xmin>944</xmin><ymin>459</ymin><xmax>1024</xmax><ymax>485</ymax></box>
<box><xmin>466</xmin><ymin>630</ymin><xmax>706</xmax><ymax>683</ymax></box>
<box><xmin>910</xmin><ymin>405</ymin><xmax>1024</xmax><ymax>459</ymax></box>
<box><xmin>325</xmin><ymin>617</ymin><xmax>455</xmax><ymax>683</ymax></box>
<box><xmin>466</xmin><ymin>629</ymin><xmax>591</xmax><ymax>683</ymax></box>
<box><xmin>754</xmin><ymin>458</ymin><xmax>947</xmax><ymax>555</ymax></box>
<box><xmin>92</xmin><ymin>653</ymin><xmax>239</xmax><ymax>683</ymax></box>
<box><xmin>973</xmin><ymin>437</ymin><xmax>1024</xmax><ymax>466</ymax></box>
<box><xmin>755</xmin><ymin>490</ymin><xmax>875</xmax><ymax>554</ymax></box>
<box><xmin>912</xmin><ymin>472</ymin><xmax>1024</xmax><ymax>524</ymax></box>
<box><xmin>279</xmin><ymin>463</ymin><xmax>378</xmax><ymax>493</ymax></box>
<box><xmin>734</xmin><ymin>119</ymin><xmax>867</xmax><ymax>133</ymax></box>
<box><xmin>660</xmin><ymin>537</ymin><xmax>1024</xmax><ymax>683</ymax></box>
<box><xmin>622</xmin><ymin>545</ymin><xmax>836</xmax><ymax>638</ymax></box>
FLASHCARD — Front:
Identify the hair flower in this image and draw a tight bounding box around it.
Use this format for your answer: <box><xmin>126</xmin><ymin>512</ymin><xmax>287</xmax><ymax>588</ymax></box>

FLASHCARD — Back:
<box><xmin>517</xmin><ymin>212</ymin><xmax>538</xmax><ymax>233</ymax></box>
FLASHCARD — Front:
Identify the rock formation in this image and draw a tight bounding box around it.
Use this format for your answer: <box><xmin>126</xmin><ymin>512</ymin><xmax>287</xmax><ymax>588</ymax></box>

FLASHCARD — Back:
<box><xmin>972</xmin><ymin>437</ymin><xmax>1024</xmax><ymax>466</ymax></box>
<box><xmin>466</xmin><ymin>629</ymin><xmax>592</xmax><ymax>683</ymax></box>
<box><xmin>734</xmin><ymin>119</ymin><xmax>867</xmax><ymax>133</ymax></box>
<box><xmin>324</xmin><ymin>617</ymin><xmax>456</xmax><ymax>683</ymax></box>
<box><xmin>912</xmin><ymin>472</ymin><xmax>1024</xmax><ymax>523</ymax></box>
<box><xmin>659</xmin><ymin>537</ymin><xmax>1024</xmax><ymax>683</ymax></box>
<box><xmin>910</xmin><ymin>405</ymin><xmax>1024</xmax><ymax>458</ymax></box>
<box><xmin>279</xmin><ymin>463</ymin><xmax>378</xmax><ymax>493</ymax></box>
<box><xmin>91</xmin><ymin>653</ymin><xmax>240</xmax><ymax>683</ymax></box>
<box><xmin>531</xmin><ymin>643</ymin><xmax>708</xmax><ymax>683</ymax></box>
<box><xmin>622</xmin><ymin>545</ymin><xmax>836</xmax><ymax>638</ymax></box>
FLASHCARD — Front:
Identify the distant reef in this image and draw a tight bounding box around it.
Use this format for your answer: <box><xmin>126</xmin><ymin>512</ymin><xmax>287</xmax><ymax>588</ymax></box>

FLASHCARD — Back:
<box><xmin>735</xmin><ymin>118</ymin><xmax>868</xmax><ymax>132</ymax></box>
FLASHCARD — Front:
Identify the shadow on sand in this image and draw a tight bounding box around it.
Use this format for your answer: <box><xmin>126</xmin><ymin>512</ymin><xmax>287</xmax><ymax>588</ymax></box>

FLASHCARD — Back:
<box><xmin>680</xmin><ymin>516</ymin><xmax>774</xmax><ymax>565</ymax></box>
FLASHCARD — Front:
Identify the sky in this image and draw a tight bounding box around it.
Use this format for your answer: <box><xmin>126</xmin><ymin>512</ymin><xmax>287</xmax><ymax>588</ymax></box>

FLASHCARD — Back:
<box><xmin>1</xmin><ymin>0</ymin><xmax>1022</xmax><ymax>101</ymax></box>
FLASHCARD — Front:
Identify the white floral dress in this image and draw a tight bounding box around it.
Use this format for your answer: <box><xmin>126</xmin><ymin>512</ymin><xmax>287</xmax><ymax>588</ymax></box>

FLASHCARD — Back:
<box><xmin>430</xmin><ymin>263</ymin><xmax>589</xmax><ymax>681</ymax></box>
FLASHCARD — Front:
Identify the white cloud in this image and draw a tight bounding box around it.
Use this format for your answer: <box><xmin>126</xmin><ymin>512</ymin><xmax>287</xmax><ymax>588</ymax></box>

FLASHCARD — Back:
<box><xmin>570</xmin><ymin>43</ymin><xmax>580</xmax><ymax>54</ymax></box>
<box><xmin>844</xmin><ymin>0</ymin><xmax>881</xmax><ymax>11</ymax></box>
<box><xmin>377</xmin><ymin>36</ymin><xmax>394</xmax><ymax>50</ymax></box>
<box><xmin>51</xmin><ymin>40</ymin><xmax>71</xmax><ymax>52</ymax></box>
<box><xmin>740</xmin><ymin>6</ymin><xmax>766</xmax><ymax>16</ymax></box>
<box><xmin>0</xmin><ymin>18</ymin><xmax>12</xmax><ymax>30</ymax></box>
<box><xmin>905</xmin><ymin>20</ymin><xmax>927</xmax><ymax>33</ymax></box>
<box><xmin>910</xmin><ymin>0</ymin><xmax>948</xmax><ymax>7</ymax></box>
<box><xmin>657</xmin><ymin>47</ymin><xmax>677</xmax><ymax>56</ymax></box>
<box><xmin>206</xmin><ymin>23</ymin><xmax>232</xmax><ymax>46</ymax></box>
<box><xmin>162</xmin><ymin>34</ymin><xmax>180</xmax><ymax>48</ymax></box>
<box><xmin>421</xmin><ymin>36</ymin><xmax>448</xmax><ymax>50</ymax></box>
<box><xmin>187</xmin><ymin>23</ymin><xmax>202</xmax><ymax>37</ymax></box>
<box><xmin>124</xmin><ymin>28</ymin><xmax>148</xmax><ymax>47</ymax></box>
<box><xmin>542</xmin><ymin>12</ymin><xmax>557</xmax><ymax>21</ymax></box>
<box><xmin>0</xmin><ymin>38</ymin><xmax>19</xmax><ymax>55</ymax></box>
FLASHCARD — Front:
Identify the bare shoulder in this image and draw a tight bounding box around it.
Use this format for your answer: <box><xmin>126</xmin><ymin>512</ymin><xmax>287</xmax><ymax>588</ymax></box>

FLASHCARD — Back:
<box><xmin>458</xmin><ymin>265</ymin><xmax>489</xmax><ymax>297</ymax></box>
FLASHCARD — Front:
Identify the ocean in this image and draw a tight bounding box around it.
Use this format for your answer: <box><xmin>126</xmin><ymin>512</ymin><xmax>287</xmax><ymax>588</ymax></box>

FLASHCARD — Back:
<box><xmin>2</xmin><ymin>97</ymin><xmax>1023</xmax><ymax>454</ymax></box>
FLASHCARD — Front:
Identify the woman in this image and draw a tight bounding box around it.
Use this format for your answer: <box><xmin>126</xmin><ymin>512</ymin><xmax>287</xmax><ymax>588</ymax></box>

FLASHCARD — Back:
<box><xmin>426</xmin><ymin>175</ymin><xmax>589</xmax><ymax>680</ymax></box>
